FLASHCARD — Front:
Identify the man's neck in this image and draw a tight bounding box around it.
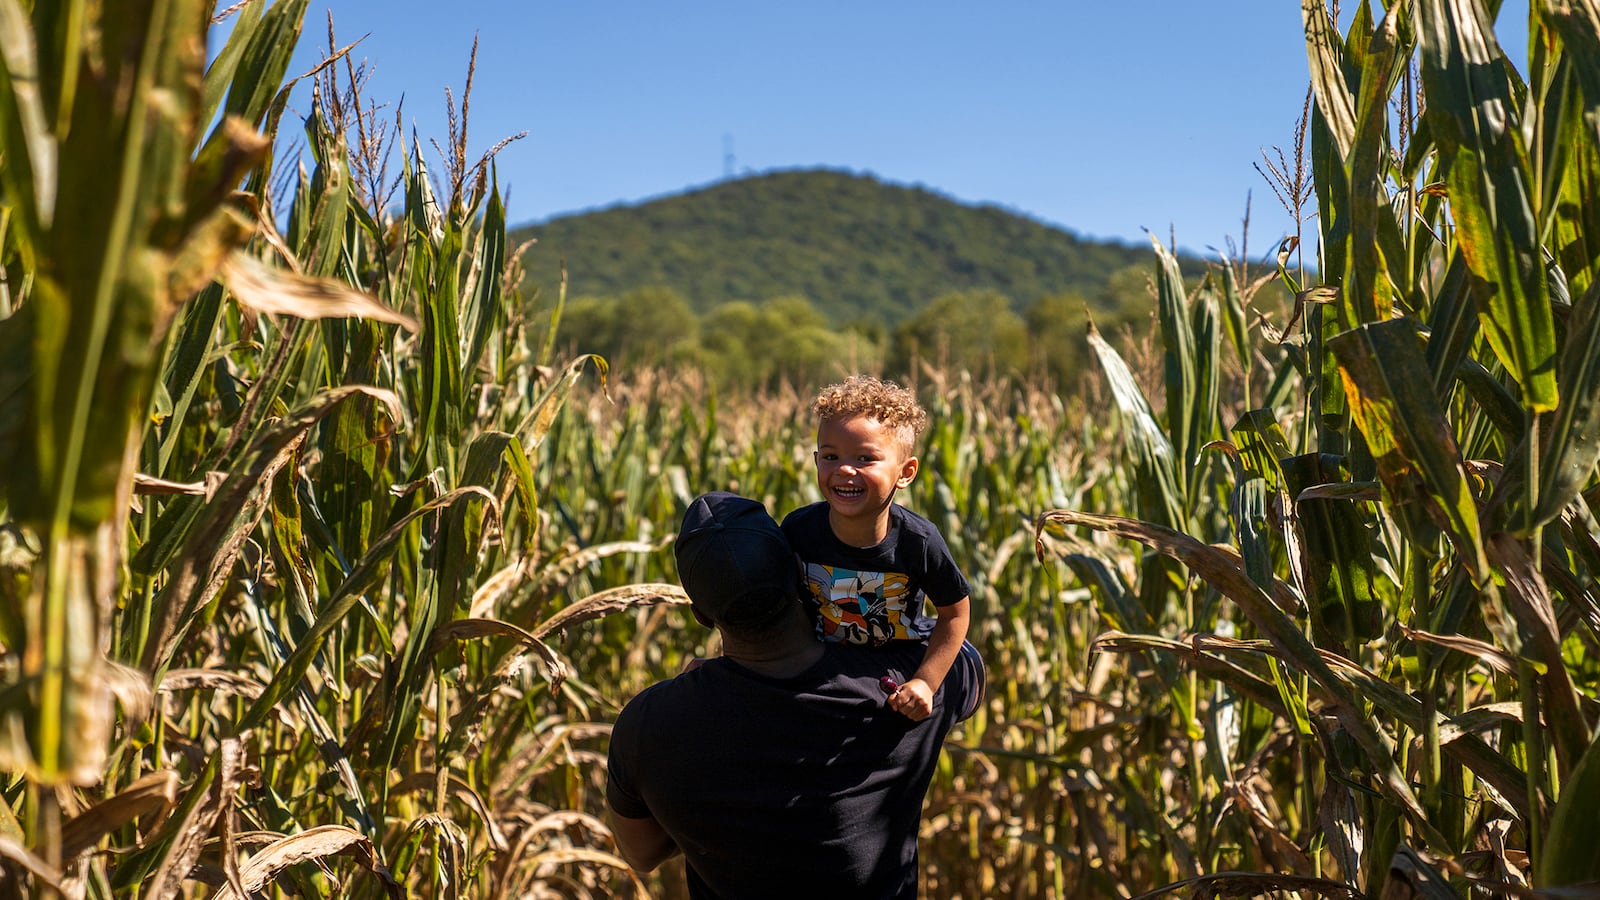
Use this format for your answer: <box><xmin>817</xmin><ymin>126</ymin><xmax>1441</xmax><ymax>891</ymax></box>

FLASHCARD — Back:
<box><xmin>720</xmin><ymin>608</ymin><xmax>825</xmax><ymax>679</ymax></box>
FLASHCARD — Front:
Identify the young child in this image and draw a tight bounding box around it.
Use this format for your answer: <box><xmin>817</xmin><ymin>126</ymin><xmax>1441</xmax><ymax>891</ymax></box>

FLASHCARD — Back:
<box><xmin>781</xmin><ymin>375</ymin><xmax>972</xmax><ymax>721</ymax></box>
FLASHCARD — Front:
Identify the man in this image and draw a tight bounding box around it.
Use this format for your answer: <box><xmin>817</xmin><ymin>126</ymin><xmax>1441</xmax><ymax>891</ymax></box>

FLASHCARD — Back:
<box><xmin>605</xmin><ymin>492</ymin><xmax>984</xmax><ymax>899</ymax></box>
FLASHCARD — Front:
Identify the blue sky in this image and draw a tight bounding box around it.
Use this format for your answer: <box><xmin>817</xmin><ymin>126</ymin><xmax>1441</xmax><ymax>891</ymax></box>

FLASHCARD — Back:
<box><xmin>271</xmin><ymin>1</ymin><xmax>1531</xmax><ymax>260</ymax></box>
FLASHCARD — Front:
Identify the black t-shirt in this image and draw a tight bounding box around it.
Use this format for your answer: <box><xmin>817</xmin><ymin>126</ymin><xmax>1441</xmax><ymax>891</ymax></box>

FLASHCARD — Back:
<box><xmin>780</xmin><ymin>502</ymin><xmax>971</xmax><ymax>645</ymax></box>
<box><xmin>606</xmin><ymin>640</ymin><xmax>978</xmax><ymax>899</ymax></box>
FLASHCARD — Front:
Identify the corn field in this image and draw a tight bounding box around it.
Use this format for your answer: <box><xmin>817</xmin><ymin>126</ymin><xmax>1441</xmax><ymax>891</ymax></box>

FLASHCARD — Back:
<box><xmin>1</xmin><ymin>0</ymin><xmax>1599</xmax><ymax>898</ymax></box>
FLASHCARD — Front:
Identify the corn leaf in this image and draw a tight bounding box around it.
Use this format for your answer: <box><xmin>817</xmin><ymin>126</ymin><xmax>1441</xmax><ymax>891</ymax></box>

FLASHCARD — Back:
<box><xmin>1328</xmin><ymin>320</ymin><xmax>1490</xmax><ymax>581</ymax></box>
<box><xmin>1418</xmin><ymin>0</ymin><xmax>1560</xmax><ymax>411</ymax></box>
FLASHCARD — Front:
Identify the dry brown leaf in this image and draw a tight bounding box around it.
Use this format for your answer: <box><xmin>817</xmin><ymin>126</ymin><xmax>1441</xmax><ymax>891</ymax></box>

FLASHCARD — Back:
<box><xmin>433</xmin><ymin>617</ymin><xmax>569</xmax><ymax>690</ymax></box>
<box><xmin>531</xmin><ymin>583</ymin><xmax>690</xmax><ymax>640</ymax></box>
<box><xmin>158</xmin><ymin>669</ymin><xmax>267</xmax><ymax>700</ymax></box>
<box><xmin>211</xmin><ymin>825</ymin><xmax>399</xmax><ymax>899</ymax></box>
<box><xmin>0</xmin><ymin>835</ymin><xmax>63</xmax><ymax>891</ymax></box>
<box><xmin>59</xmin><ymin>770</ymin><xmax>179</xmax><ymax>860</ymax></box>
<box><xmin>390</xmin><ymin>771</ymin><xmax>509</xmax><ymax>853</ymax></box>
<box><xmin>221</xmin><ymin>252</ymin><xmax>418</xmax><ymax>332</ymax></box>
<box><xmin>468</xmin><ymin>560</ymin><xmax>528</xmax><ymax>619</ymax></box>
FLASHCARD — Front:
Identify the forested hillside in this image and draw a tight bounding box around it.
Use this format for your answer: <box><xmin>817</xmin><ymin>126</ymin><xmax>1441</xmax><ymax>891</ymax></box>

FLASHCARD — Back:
<box><xmin>512</xmin><ymin>169</ymin><xmax>1239</xmax><ymax>388</ymax></box>
<box><xmin>514</xmin><ymin>168</ymin><xmax>1183</xmax><ymax>324</ymax></box>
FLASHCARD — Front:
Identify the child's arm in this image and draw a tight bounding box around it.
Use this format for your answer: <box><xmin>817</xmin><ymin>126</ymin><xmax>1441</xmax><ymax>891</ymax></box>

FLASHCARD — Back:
<box><xmin>887</xmin><ymin>596</ymin><xmax>970</xmax><ymax>721</ymax></box>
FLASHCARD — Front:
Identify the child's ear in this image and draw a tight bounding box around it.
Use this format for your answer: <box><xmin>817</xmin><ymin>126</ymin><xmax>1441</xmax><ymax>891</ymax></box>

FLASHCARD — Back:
<box><xmin>896</xmin><ymin>455</ymin><xmax>919</xmax><ymax>488</ymax></box>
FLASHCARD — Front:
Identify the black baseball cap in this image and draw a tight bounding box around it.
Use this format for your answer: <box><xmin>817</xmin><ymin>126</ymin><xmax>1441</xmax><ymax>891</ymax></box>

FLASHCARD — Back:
<box><xmin>675</xmin><ymin>492</ymin><xmax>801</xmax><ymax>633</ymax></box>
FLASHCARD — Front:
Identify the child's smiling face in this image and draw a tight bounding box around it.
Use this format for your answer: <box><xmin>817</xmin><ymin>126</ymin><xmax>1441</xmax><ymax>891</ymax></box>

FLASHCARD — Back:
<box><xmin>814</xmin><ymin>414</ymin><xmax>918</xmax><ymax>541</ymax></box>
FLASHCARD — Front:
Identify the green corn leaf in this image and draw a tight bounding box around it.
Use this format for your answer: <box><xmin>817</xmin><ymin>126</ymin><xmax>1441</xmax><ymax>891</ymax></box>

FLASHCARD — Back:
<box><xmin>1423</xmin><ymin>251</ymin><xmax>1478</xmax><ymax>396</ymax></box>
<box><xmin>1179</xmin><ymin>629</ymin><xmax>1534</xmax><ymax>823</ymax></box>
<box><xmin>1304</xmin><ymin>0</ymin><xmax>1358</xmax><ymax>159</ymax></box>
<box><xmin>299</xmin><ymin>110</ymin><xmax>351</xmax><ymax>279</ymax></box>
<box><xmin>198</xmin><ymin>0</ymin><xmax>264</xmax><ymax>132</ymax></box>
<box><xmin>0</xmin><ymin>0</ymin><xmax>57</xmax><ymax>233</ymax></box>
<box><xmin>1344</xmin><ymin>4</ymin><xmax>1404</xmax><ymax>327</ymax></box>
<box><xmin>1328</xmin><ymin>319</ymin><xmax>1490</xmax><ymax>582</ymax></box>
<box><xmin>1538</xmin><ymin>7</ymin><xmax>1600</xmax><ymax>297</ymax></box>
<box><xmin>460</xmin><ymin>171</ymin><xmax>506</xmax><ymax>385</ymax></box>
<box><xmin>1218</xmin><ymin>255</ymin><xmax>1252</xmax><ymax>376</ymax></box>
<box><xmin>237</xmin><ymin>485</ymin><xmax>495</xmax><ymax>736</ymax></box>
<box><xmin>1149</xmin><ymin>233</ymin><xmax>1201</xmax><ymax>476</ymax></box>
<box><xmin>1233</xmin><ymin>477</ymin><xmax>1273</xmax><ymax>596</ymax></box>
<box><xmin>1418</xmin><ymin>0</ymin><xmax>1560</xmax><ymax>412</ymax></box>
<box><xmin>1231</xmin><ymin>409</ymin><xmax>1294</xmax><ymax>491</ymax></box>
<box><xmin>1525</xmin><ymin>264</ymin><xmax>1600</xmax><ymax>530</ymax></box>
<box><xmin>1283</xmin><ymin>453</ymin><xmax>1383</xmax><ymax>650</ymax></box>
<box><xmin>220</xmin><ymin>0</ymin><xmax>310</xmax><ymax>128</ymax></box>
<box><xmin>140</xmin><ymin>385</ymin><xmax>402</xmax><ymax>674</ymax></box>
<box><xmin>1037</xmin><ymin>509</ymin><xmax>1446</xmax><ymax>848</ymax></box>
<box><xmin>1539</xmin><ymin>729</ymin><xmax>1600</xmax><ymax>887</ymax></box>
<box><xmin>1086</xmin><ymin>322</ymin><xmax>1183</xmax><ymax>532</ymax></box>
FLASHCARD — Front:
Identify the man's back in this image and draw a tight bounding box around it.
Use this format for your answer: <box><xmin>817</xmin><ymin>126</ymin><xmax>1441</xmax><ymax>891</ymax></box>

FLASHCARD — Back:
<box><xmin>606</xmin><ymin>640</ymin><xmax>977</xmax><ymax>900</ymax></box>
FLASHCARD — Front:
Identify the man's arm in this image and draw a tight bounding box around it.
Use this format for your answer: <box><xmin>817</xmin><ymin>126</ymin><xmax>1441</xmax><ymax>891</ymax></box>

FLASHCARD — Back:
<box><xmin>888</xmin><ymin>596</ymin><xmax>970</xmax><ymax>721</ymax></box>
<box><xmin>608</xmin><ymin>809</ymin><xmax>681</xmax><ymax>873</ymax></box>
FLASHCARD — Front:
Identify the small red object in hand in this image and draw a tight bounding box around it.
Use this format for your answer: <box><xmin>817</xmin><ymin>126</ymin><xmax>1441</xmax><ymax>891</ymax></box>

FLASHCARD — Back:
<box><xmin>879</xmin><ymin>676</ymin><xmax>899</xmax><ymax>695</ymax></box>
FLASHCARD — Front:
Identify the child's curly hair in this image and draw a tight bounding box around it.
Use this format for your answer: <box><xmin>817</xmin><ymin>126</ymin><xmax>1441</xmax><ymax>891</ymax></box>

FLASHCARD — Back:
<box><xmin>812</xmin><ymin>376</ymin><xmax>928</xmax><ymax>452</ymax></box>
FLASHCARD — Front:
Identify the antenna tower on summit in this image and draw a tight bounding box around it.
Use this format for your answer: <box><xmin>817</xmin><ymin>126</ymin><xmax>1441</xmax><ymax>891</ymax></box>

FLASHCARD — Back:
<box><xmin>723</xmin><ymin>134</ymin><xmax>735</xmax><ymax>179</ymax></box>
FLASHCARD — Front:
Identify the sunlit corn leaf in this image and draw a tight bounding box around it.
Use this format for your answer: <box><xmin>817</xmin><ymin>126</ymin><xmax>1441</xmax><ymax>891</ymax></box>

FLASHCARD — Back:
<box><xmin>1149</xmin><ymin>234</ymin><xmax>1202</xmax><ymax>477</ymax></box>
<box><xmin>0</xmin><ymin>0</ymin><xmax>57</xmax><ymax>232</ymax></box>
<box><xmin>1539</xmin><ymin>0</ymin><xmax>1600</xmax><ymax>296</ymax></box>
<box><xmin>1418</xmin><ymin>0</ymin><xmax>1560</xmax><ymax>412</ymax></box>
<box><xmin>434</xmin><ymin>617</ymin><xmax>569</xmax><ymax>690</ymax></box>
<box><xmin>1327</xmin><ymin>320</ymin><xmax>1490</xmax><ymax>581</ymax></box>
<box><xmin>1522</xmin><ymin>277</ymin><xmax>1600</xmax><ymax>531</ymax></box>
<box><xmin>1539</xmin><ymin>730</ymin><xmax>1600</xmax><ymax>888</ymax></box>
<box><xmin>212</xmin><ymin>825</ymin><xmax>399</xmax><ymax>900</ymax></box>
<box><xmin>140</xmin><ymin>385</ymin><xmax>402</xmax><ymax>673</ymax></box>
<box><xmin>1218</xmin><ymin>252</ymin><xmax>1252</xmax><ymax>376</ymax></box>
<box><xmin>58</xmin><ymin>770</ymin><xmax>178</xmax><ymax>860</ymax></box>
<box><xmin>1037</xmin><ymin>509</ymin><xmax>1442</xmax><ymax>843</ymax></box>
<box><xmin>460</xmin><ymin>171</ymin><xmax>507</xmax><ymax>384</ymax></box>
<box><xmin>1232</xmin><ymin>409</ymin><xmax>1294</xmax><ymax>491</ymax></box>
<box><xmin>1398</xmin><ymin>623</ymin><xmax>1517</xmax><ymax>675</ymax></box>
<box><xmin>1347</xmin><ymin>4</ymin><xmax>1406</xmax><ymax>329</ymax></box>
<box><xmin>221</xmin><ymin>252</ymin><xmax>417</xmax><ymax>331</ymax></box>
<box><xmin>515</xmin><ymin>353</ymin><xmax>610</xmax><ymax>452</ymax></box>
<box><xmin>531</xmin><ymin>584</ymin><xmax>691</xmax><ymax>641</ymax></box>
<box><xmin>218</xmin><ymin>0</ymin><xmax>311</xmax><ymax>130</ymax></box>
<box><xmin>1303</xmin><ymin>0</ymin><xmax>1358</xmax><ymax>160</ymax></box>
<box><xmin>236</xmin><ymin>485</ymin><xmax>495</xmax><ymax>734</ymax></box>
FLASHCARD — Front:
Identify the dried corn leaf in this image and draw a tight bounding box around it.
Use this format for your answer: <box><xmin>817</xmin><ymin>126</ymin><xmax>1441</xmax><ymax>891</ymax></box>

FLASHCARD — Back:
<box><xmin>211</xmin><ymin>825</ymin><xmax>399</xmax><ymax>899</ymax></box>
<box><xmin>221</xmin><ymin>252</ymin><xmax>417</xmax><ymax>332</ymax></box>
<box><xmin>60</xmin><ymin>770</ymin><xmax>179</xmax><ymax>859</ymax></box>
<box><xmin>531</xmin><ymin>584</ymin><xmax>690</xmax><ymax>641</ymax></box>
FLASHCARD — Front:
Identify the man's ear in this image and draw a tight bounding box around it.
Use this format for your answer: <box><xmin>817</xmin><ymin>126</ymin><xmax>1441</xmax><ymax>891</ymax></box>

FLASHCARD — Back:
<box><xmin>896</xmin><ymin>454</ymin><xmax>919</xmax><ymax>489</ymax></box>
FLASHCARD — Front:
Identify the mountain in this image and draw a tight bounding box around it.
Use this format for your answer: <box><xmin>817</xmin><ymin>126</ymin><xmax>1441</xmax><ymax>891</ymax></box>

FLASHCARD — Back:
<box><xmin>511</xmin><ymin>168</ymin><xmax>1186</xmax><ymax>326</ymax></box>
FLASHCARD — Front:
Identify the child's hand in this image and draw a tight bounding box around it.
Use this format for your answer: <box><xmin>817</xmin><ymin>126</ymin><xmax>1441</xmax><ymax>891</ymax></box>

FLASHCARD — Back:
<box><xmin>682</xmin><ymin>657</ymin><xmax>709</xmax><ymax>674</ymax></box>
<box><xmin>886</xmin><ymin>677</ymin><xmax>934</xmax><ymax>721</ymax></box>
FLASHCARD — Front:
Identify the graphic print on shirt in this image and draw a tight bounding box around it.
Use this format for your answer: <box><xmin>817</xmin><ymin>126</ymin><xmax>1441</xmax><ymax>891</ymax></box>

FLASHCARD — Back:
<box><xmin>802</xmin><ymin>562</ymin><xmax>929</xmax><ymax>645</ymax></box>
